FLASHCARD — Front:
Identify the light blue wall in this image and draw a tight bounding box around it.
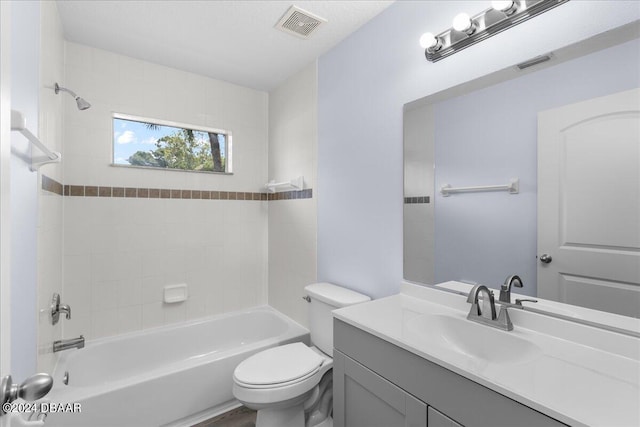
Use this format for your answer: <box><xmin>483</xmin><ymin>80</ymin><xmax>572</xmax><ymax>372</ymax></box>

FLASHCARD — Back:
<box><xmin>10</xmin><ymin>0</ymin><xmax>40</xmax><ymax>382</ymax></box>
<box><xmin>434</xmin><ymin>38</ymin><xmax>640</xmax><ymax>295</ymax></box>
<box><xmin>317</xmin><ymin>1</ymin><xmax>640</xmax><ymax>299</ymax></box>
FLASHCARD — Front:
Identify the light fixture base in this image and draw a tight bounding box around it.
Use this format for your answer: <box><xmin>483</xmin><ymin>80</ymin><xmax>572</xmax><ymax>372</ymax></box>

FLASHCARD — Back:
<box><xmin>425</xmin><ymin>0</ymin><xmax>569</xmax><ymax>63</ymax></box>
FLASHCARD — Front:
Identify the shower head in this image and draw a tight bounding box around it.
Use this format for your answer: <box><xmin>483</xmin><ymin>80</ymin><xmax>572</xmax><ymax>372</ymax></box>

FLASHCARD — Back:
<box><xmin>54</xmin><ymin>83</ymin><xmax>91</xmax><ymax>110</ymax></box>
<box><xmin>75</xmin><ymin>97</ymin><xmax>91</xmax><ymax>111</ymax></box>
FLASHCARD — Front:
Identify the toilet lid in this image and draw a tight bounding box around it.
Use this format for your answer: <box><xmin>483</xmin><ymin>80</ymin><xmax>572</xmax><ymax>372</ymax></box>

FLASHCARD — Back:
<box><xmin>234</xmin><ymin>343</ymin><xmax>324</xmax><ymax>386</ymax></box>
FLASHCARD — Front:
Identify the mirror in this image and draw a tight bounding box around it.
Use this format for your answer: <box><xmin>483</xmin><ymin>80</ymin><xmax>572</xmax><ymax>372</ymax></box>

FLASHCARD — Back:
<box><xmin>404</xmin><ymin>22</ymin><xmax>640</xmax><ymax>319</ymax></box>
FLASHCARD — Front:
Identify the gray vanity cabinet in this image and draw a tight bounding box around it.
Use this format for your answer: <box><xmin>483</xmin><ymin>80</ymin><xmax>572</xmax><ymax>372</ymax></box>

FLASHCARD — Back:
<box><xmin>428</xmin><ymin>407</ymin><xmax>463</xmax><ymax>427</ymax></box>
<box><xmin>333</xmin><ymin>319</ymin><xmax>567</xmax><ymax>427</ymax></box>
<box><xmin>333</xmin><ymin>350</ymin><xmax>428</xmax><ymax>427</ymax></box>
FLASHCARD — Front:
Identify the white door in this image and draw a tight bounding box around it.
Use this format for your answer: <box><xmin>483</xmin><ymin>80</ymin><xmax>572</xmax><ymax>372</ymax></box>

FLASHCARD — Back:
<box><xmin>538</xmin><ymin>88</ymin><xmax>640</xmax><ymax>317</ymax></box>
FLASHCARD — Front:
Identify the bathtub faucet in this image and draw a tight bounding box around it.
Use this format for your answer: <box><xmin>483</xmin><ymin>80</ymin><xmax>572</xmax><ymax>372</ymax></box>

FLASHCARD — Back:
<box><xmin>53</xmin><ymin>335</ymin><xmax>84</xmax><ymax>353</ymax></box>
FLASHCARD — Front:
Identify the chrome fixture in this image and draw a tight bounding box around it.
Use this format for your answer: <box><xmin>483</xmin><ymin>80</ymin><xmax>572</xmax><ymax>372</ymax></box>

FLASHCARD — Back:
<box><xmin>51</xmin><ymin>293</ymin><xmax>71</xmax><ymax>325</ymax></box>
<box><xmin>499</xmin><ymin>274</ymin><xmax>523</xmax><ymax>303</ymax></box>
<box><xmin>420</xmin><ymin>0</ymin><xmax>569</xmax><ymax>62</ymax></box>
<box><xmin>54</xmin><ymin>82</ymin><xmax>91</xmax><ymax>110</ymax></box>
<box><xmin>302</xmin><ymin>295</ymin><xmax>311</xmax><ymax>302</ymax></box>
<box><xmin>539</xmin><ymin>253</ymin><xmax>553</xmax><ymax>264</ymax></box>
<box><xmin>420</xmin><ymin>281</ymin><xmax>640</xmax><ymax>338</ymax></box>
<box><xmin>467</xmin><ymin>284</ymin><xmax>513</xmax><ymax>331</ymax></box>
<box><xmin>515</xmin><ymin>298</ymin><xmax>538</xmax><ymax>306</ymax></box>
<box><xmin>53</xmin><ymin>335</ymin><xmax>85</xmax><ymax>353</ymax></box>
<box><xmin>63</xmin><ymin>371</ymin><xmax>69</xmax><ymax>386</ymax></box>
<box><xmin>0</xmin><ymin>373</ymin><xmax>53</xmax><ymax>415</ymax></box>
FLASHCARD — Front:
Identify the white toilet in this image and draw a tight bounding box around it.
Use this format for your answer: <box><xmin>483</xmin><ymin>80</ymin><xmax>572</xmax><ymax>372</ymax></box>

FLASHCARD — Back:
<box><xmin>232</xmin><ymin>282</ymin><xmax>370</xmax><ymax>427</ymax></box>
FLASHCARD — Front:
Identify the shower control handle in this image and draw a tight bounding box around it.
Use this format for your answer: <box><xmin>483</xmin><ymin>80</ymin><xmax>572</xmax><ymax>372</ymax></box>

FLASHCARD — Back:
<box><xmin>51</xmin><ymin>293</ymin><xmax>71</xmax><ymax>325</ymax></box>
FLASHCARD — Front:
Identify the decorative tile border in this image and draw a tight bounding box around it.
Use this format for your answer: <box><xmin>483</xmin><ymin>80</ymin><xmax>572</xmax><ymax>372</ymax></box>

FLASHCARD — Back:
<box><xmin>42</xmin><ymin>175</ymin><xmax>64</xmax><ymax>195</ymax></box>
<box><xmin>267</xmin><ymin>189</ymin><xmax>313</xmax><ymax>200</ymax></box>
<box><xmin>42</xmin><ymin>176</ymin><xmax>312</xmax><ymax>201</ymax></box>
<box><xmin>404</xmin><ymin>196</ymin><xmax>430</xmax><ymax>204</ymax></box>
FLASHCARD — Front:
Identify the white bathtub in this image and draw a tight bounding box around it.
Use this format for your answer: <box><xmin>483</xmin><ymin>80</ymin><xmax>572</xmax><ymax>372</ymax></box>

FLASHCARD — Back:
<box><xmin>46</xmin><ymin>306</ymin><xmax>309</xmax><ymax>427</ymax></box>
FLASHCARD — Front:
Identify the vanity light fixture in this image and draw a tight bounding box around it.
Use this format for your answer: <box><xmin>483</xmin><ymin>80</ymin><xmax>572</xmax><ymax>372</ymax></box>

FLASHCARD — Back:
<box><xmin>452</xmin><ymin>13</ymin><xmax>476</xmax><ymax>35</ymax></box>
<box><xmin>419</xmin><ymin>32</ymin><xmax>441</xmax><ymax>51</ymax></box>
<box><xmin>491</xmin><ymin>0</ymin><xmax>519</xmax><ymax>14</ymax></box>
<box><xmin>420</xmin><ymin>0</ymin><xmax>569</xmax><ymax>62</ymax></box>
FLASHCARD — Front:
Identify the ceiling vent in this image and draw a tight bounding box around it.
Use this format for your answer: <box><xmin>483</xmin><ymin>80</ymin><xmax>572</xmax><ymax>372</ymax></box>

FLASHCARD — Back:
<box><xmin>275</xmin><ymin>5</ymin><xmax>326</xmax><ymax>39</ymax></box>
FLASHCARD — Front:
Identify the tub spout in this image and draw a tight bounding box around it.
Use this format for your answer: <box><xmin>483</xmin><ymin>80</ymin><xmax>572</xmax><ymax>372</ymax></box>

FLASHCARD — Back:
<box><xmin>53</xmin><ymin>335</ymin><xmax>84</xmax><ymax>353</ymax></box>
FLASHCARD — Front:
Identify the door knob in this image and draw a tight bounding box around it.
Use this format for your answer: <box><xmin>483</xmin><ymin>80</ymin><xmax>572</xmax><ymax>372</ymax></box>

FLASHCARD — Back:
<box><xmin>539</xmin><ymin>254</ymin><xmax>552</xmax><ymax>264</ymax></box>
<box><xmin>1</xmin><ymin>373</ymin><xmax>53</xmax><ymax>413</ymax></box>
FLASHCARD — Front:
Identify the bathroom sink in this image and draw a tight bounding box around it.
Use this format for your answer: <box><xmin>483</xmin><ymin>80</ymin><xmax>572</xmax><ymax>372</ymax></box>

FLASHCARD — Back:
<box><xmin>406</xmin><ymin>313</ymin><xmax>543</xmax><ymax>365</ymax></box>
<box><xmin>333</xmin><ymin>282</ymin><xmax>640</xmax><ymax>427</ymax></box>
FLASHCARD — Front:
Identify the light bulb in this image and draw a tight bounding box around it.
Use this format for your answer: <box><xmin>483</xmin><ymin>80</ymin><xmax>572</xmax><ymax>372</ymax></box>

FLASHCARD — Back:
<box><xmin>452</xmin><ymin>13</ymin><xmax>473</xmax><ymax>33</ymax></box>
<box><xmin>419</xmin><ymin>32</ymin><xmax>438</xmax><ymax>49</ymax></box>
<box><xmin>492</xmin><ymin>0</ymin><xmax>516</xmax><ymax>13</ymax></box>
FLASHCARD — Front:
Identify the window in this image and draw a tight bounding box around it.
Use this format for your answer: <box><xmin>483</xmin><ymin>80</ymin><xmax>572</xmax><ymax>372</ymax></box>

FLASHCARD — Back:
<box><xmin>112</xmin><ymin>114</ymin><xmax>231</xmax><ymax>173</ymax></box>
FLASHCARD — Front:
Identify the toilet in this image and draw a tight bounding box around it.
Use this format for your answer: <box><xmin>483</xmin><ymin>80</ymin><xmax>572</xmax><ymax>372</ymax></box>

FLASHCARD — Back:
<box><xmin>232</xmin><ymin>283</ymin><xmax>370</xmax><ymax>427</ymax></box>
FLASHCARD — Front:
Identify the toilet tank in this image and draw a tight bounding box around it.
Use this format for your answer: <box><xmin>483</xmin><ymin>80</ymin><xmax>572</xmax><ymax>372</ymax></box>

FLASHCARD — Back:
<box><xmin>304</xmin><ymin>283</ymin><xmax>370</xmax><ymax>356</ymax></box>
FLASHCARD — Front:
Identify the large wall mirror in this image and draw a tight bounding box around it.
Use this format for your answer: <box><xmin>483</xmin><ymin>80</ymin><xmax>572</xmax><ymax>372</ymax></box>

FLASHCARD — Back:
<box><xmin>404</xmin><ymin>22</ymin><xmax>640</xmax><ymax>319</ymax></box>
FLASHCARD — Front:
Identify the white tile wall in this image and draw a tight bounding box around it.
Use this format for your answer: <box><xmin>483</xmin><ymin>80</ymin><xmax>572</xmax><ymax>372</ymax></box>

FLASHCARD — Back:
<box><xmin>267</xmin><ymin>62</ymin><xmax>318</xmax><ymax>327</ymax></box>
<box><xmin>36</xmin><ymin>1</ymin><xmax>64</xmax><ymax>374</ymax></box>
<box><xmin>63</xmin><ymin>193</ymin><xmax>268</xmax><ymax>340</ymax></box>
<box><xmin>63</xmin><ymin>42</ymin><xmax>268</xmax><ymax>192</ymax></box>
<box><xmin>62</xmin><ymin>43</ymin><xmax>269</xmax><ymax>339</ymax></box>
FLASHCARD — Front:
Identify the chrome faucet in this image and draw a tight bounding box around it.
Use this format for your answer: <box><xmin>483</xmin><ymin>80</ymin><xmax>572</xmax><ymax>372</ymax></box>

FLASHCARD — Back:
<box><xmin>53</xmin><ymin>335</ymin><xmax>84</xmax><ymax>353</ymax></box>
<box><xmin>51</xmin><ymin>293</ymin><xmax>71</xmax><ymax>325</ymax></box>
<box><xmin>499</xmin><ymin>275</ymin><xmax>523</xmax><ymax>304</ymax></box>
<box><xmin>515</xmin><ymin>298</ymin><xmax>538</xmax><ymax>306</ymax></box>
<box><xmin>467</xmin><ymin>285</ymin><xmax>513</xmax><ymax>331</ymax></box>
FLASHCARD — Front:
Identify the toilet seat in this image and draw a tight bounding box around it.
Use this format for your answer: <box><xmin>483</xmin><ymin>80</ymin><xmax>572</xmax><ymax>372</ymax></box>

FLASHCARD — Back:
<box><xmin>232</xmin><ymin>344</ymin><xmax>333</xmax><ymax>407</ymax></box>
<box><xmin>234</xmin><ymin>343</ymin><xmax>324</xmax><ymax>388</ymax></box>
<box><xmin>235</xmin><ymin>365</ymin><xmax>321</xmax><ymax>389</ymax></box>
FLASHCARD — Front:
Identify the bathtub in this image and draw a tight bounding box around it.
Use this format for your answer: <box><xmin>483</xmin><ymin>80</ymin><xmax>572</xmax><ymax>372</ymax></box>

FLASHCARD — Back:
<box><xmin>45</xmin><ymin>306</ymin><xmax>309</xmax><ymax>427</ymax></box>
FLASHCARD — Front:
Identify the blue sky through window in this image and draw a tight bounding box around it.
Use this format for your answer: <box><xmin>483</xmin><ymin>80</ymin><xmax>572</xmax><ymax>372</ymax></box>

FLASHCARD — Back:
<box><xmin>113</xmin><ymin>117</ymin><xmax>226</xmax><ymax>167</ymax></box>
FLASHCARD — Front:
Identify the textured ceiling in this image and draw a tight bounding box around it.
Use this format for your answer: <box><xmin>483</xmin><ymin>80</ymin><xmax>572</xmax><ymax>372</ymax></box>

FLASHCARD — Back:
<box><xmin>55</xmin><ymin>1</ymin><xmax>394</xmax><ymax>91</ymax></box>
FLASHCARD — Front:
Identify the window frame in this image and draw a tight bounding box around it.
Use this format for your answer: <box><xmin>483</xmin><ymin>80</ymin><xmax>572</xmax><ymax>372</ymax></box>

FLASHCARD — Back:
<box><xmin>111</xmin><ymin>112</ymin><xmax>233</xmax><ymax>174</ymax></box>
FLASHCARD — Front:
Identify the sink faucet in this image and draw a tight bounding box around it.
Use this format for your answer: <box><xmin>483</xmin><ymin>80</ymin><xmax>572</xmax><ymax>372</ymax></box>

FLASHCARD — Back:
<box><xmin>467</xmin><ymin>285</ymin><xmax>513</xmax><ymax>331</ymax></box>
<box><xmin>53</xmin><ymin>335</ymin><xmax>84</xmax><ymax>353</ymax></box>
<box><xmin>499</xmin><ymin>275</ymin><xmax>523</xmax><ymax>304</ymax></box>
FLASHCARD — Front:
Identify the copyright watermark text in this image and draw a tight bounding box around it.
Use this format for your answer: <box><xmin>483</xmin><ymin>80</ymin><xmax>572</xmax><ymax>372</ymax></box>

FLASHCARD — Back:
<box><xmin>2</xmin><ymin>402</ymin><xmax>81</xmax><ymax>414</ymax></box>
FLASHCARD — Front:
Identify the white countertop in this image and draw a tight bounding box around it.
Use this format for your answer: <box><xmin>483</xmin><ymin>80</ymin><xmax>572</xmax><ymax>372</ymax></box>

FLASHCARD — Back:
<box><xmin>333</xmin><ymin>282</ymin><xmax>640</xmax><ymax>427</ymax></box>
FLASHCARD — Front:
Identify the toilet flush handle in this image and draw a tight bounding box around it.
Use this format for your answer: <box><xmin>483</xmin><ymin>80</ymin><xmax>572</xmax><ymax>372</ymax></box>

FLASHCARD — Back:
<box><xmin>302</xmin><ymin>296</ymin><xmax>311</xmax><ymax>303</ymax></box>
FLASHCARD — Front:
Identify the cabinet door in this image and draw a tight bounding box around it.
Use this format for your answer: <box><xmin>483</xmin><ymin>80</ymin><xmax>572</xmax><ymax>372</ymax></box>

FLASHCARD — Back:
<box><xmin>428</xmin><ymin>406</ymin><xmax>463</xmax><ymax>427</ymax></box>
<box><xmin>333</xmin><ymin>350</ymin><xmax>427</xmax><ymax>427</ymax></box>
